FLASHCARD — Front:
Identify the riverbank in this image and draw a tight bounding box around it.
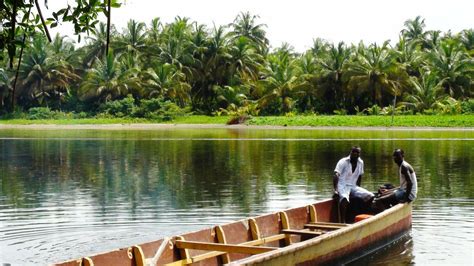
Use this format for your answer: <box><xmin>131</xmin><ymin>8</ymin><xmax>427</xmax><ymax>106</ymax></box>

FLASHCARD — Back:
<box><xmin>0</xmin><ymin>115</ymin><xmax>472</xmax><ymax>128</ymax></box>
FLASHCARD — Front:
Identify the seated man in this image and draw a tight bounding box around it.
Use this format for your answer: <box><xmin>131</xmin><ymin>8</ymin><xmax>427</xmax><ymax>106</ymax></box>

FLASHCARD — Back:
<box><xmin>333</xmin><ymin>146</ymin><xmax>374</xmax><ymax>223</ymax></box>
<box><xmin>373</xmin><ymin>149</ymin><xmax>417</xmax><ymax>210</ymax></box>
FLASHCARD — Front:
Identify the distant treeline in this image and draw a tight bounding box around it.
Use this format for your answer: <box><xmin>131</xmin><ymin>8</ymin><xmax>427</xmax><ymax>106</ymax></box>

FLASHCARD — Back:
<box><xmin>0</xmin><ymin>14</ymin><xmax>473</xmax><ymax>119</ymax></box>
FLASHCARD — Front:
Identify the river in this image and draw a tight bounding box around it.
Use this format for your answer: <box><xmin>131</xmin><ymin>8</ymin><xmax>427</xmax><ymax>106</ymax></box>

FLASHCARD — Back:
<box><xmin>0</xmin><ymin>127</ymin><xmax>472</xmax><ymax>265</ymax></box>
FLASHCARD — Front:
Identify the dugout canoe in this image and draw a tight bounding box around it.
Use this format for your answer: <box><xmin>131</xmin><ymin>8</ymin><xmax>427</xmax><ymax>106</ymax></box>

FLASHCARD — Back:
<box><xmin>53</xmin><ymin>199</ymin><xmax>412</xmax><ymax>266</ymax></box>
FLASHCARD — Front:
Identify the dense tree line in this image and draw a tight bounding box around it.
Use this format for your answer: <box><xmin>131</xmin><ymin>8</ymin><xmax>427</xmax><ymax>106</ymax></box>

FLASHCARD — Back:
<box><xmin>0</xmin><ymin>14</ymin><xmax>473</xmax><ymax>118</ymax></box>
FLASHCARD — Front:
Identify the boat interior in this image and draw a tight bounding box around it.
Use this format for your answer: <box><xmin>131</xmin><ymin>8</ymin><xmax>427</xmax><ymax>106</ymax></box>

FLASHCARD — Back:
<box><xmin>57</xmin><ymin>198</ymin><xmax>378</xmax><ymax>266</ymax></box>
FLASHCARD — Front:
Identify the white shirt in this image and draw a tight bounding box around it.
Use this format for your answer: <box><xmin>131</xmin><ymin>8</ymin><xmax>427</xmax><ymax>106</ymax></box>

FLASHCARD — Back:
<box><xmin>399</xmin><ymin>161</ymin><xmax>417</xmax><ymax>201</ymax></box>
<box><xmin>334</xmin><ymin>156</ymin><xmax>364</xmax><ymax>187</ymax></box>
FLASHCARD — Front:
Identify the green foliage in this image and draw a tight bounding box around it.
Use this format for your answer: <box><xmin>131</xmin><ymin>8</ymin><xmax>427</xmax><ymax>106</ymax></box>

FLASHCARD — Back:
<box><xmin>367</xmin><ymin>105</ymin><xmax>383</xmax><ymax>115</ymax></box>
<box><xmin>143</xmin><ymin>100</ymin><xmax>188</xmax><ymax>121</ymax></box>
<box><xmin>99</xmin><ymin>95</ymin><xmax>136</xmax><ymax>117</ymax></box>
<box><xmin>26</xmin><ymin>107</ymin><xmax>75</xmax><ymax>120</ymax></box>
<box><xmin>1</xmin><ymin>12</ymin><xmax>472</xmax><ymax>119</ymax></box>
<box><xmin>333</xmin><ymin>109</ymin><xmax>348</xmax><ymax>115</ymax></box>
<box><xmin>460</xmin><ymin>99</ymin><xmax>474</xmax><ymax>114</ymax></box>
<box><xmin>27</xmin><ymin>107</ymin><xmax>56</xmax><ymax>120</ymax></box>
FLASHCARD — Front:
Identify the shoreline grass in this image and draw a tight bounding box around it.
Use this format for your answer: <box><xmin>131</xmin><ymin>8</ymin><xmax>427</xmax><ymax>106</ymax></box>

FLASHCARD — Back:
<box><xmin>0</xmin><ymin>115</ymin><xmax>472</xmax><ymax>128</ymax></box>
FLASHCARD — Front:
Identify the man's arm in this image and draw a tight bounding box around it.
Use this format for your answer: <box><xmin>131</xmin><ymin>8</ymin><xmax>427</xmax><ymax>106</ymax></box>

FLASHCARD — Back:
<box><xmin>357</xmin><ymin>175</ymin><xmax>362</xmax><ymax>186</ymax></box>
<box><xmin>401</xmin><ymin>166</ymin><xmax>413</xmax><ymax>202</ymax></box>
<box><xmin>333</xmin><ymin>172</ymin><xmax>340</xmax><ymax>193</ymax></box>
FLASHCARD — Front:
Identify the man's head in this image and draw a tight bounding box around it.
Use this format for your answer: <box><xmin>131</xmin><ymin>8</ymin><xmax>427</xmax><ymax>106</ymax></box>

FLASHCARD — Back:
<box><xmin>350</xmin><ymin>146</ymin><xmax>361</xmax><ymax>161</ymax></box>
<box><xmin>393</xmin><ymin>148</ymin><xmax>404</xmax><ymax>165</ymax></box>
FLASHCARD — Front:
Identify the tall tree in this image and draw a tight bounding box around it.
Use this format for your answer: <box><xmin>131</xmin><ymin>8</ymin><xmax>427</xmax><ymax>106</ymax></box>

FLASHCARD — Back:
<box><xmin>229</xmin><ymin>12</ymin><xmax>269</xmax><ymax>53</ymax></box>
<box><xmin>115</xmin><ymin>19</ymin><xmax>147</xmax><ymax>57</ymax></box>
<box><xmin>256</xmin><ymin>45</ymin><xmax>306</xmax><ymax>114</ymax></box>
<box><xmin>401</xmin><ymin>16</ymin><xmax>427</xmax><ymax>45</ymax></box>
<box><xmin>426</xmin><ymin>40</ymin><xmax>474</xmax><ymax>99</ymax></box>
<box><xmin>346</xmin><ymin>42</ymin><xmax>407</xmax><ymax>107</ymax></box>
<box><xmin>318</xmin><ymin>42</ymin><xmax>351</xmax><ymax>110</ymax></box>
<box><xmin>79</xmin><ymin>53</ymin><xmax>139</xmax><ymax>103</ymax></box>
<box><xmin>17</xmin><ymin>36</ymin><xmax>78</xmax><ymax>108</ymax></box>
<box><xmin>401</xmin><ymin>71</ymin><xmax>450</xmax><ymax>113</ymax></box>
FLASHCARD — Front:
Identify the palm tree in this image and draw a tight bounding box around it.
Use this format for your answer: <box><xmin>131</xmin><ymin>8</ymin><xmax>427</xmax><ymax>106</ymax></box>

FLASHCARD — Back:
<box><xmin>79</xmin><ymin>53</ymin><xmax>139</xmax><ymax>103</ymax></box>
<box><xmin>426</xmin><ymin>40</ymin><xmax>474</xmax><ymax>99</ymax></box>
<box><xmin>147</xmin><ymin>17</ymin><xmax>163</xmax><ymax>43</ymax></box>
<box><xmin>311</xmin><ymin>38</ymin><xmax>330</xmax><ymax>58</ymax></box>
<box><xmin>318</xmin><ymin>42</ymin><xmax>351</xmax><ymax>110</ymax></box>
<box><xmin>18</xmin><ymin>37</ymin><xmax>78</xmax><ymax>108</ymax></box>
<box><xmin>0</xmin><ymin>68</ymin><xmax>12</xmax><ymax>110</ymax></box>
<box><xmin>346</xmin><ymin>42</ymin><xmax>407</xmax><ymax>107</ymax></box>
<box><xmin>423</xmin><ymin>30</ymin><xmax>442</xmax><ymax>50</ymax></box>
<box><xmin>141</xmin><ymin>63</ymin><xmax>191</xmax><ymax>107</ymax></box>
<box><xmin>204</xmin><ymin>25</ymin><xmax>232</xmax><ymax>84</ymax></box>
<box><xmin>401</xmin><ymin>16</ymin><xmax>427</xmax><ymax>45</ymax></box>
<box><xmin>50</xmin><ymin>33</ymin><xmax>75</xmax><ymax>57</ymax></box>
<box><xmin>82</xmin><ymin>22</ymin><xmax>115</xmax><ymax>67</ymax></box>
<box><xmin>114</xmin><ymin>19</ymin><xmax>147</xmax><ymax>56</ymax></box>
<box><xmin>459</xmin><ymin>29</ymin><xmax>474</xmax><ymax>56</ymax></box>
<box><xmin>159</xmin><ymin>17</ymin><xmax>196</xmax><ymax>78</ymax></box>
<box><xmin>401</xmin><ymin>71</ymin><xmax>449</xmax><ymax>113</ymax></box>
<box><xmin>294</xmin><ymin>51</ymin><xmax>322</xmax><ymax>112</ymax></box>
<box><xmin>394</xmin><ymin>36</ymin><xmax>423</xmax><ymax>77</ymax></box>
<box><xmin>229</xmin><ymin>12</ymin><xmax>269</xmax><ymax>52</ymax></box>
<box><xmin>228</xmin><ymin>36</ymin><xmax>263</xmax><ymax>84</ymax></box>
<box><xmin>256</xmin><ymin>46</ymin><xmax>306</xmax><ymax>114</ymax></box>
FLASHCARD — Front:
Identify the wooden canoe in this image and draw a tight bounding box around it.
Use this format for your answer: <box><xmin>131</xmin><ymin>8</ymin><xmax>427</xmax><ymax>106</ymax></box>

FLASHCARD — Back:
<box><xmin>53</xmin><ymin>199</ymin><xmax>412</xmax><ymax>266</ymax></box>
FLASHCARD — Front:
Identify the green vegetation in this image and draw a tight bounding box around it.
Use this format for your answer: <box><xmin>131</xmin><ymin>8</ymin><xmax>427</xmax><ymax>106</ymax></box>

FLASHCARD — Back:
<box><xmin>0</xmin><ymin>115</ymin><xmax>472</xmax><ymax>127</ymax></box>
<box><xmin>1</xmin><ymin>11</ymin><xmax>473</xmax><ymax>121</ymax></box>
<box><xmin>248</xmin><ymin>115</ymin><xmax>474</xmax><ymax>127</ymax></box>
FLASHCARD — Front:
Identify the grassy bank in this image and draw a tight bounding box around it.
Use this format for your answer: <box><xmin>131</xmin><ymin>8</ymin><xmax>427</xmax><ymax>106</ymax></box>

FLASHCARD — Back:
<box><xmin>0</xmin><ymin>115</ymin><xmax>472</xmax><ymax>127</ymax></box>
<box><xmin>248</xmin><ymin>115</ymin><xmax>474</xmax><ymax>127</ymax></box>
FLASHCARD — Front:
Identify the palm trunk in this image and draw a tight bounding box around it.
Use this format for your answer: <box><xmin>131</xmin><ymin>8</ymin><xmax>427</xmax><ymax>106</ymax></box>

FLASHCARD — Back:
<box><xmin>391</xmin><ymin>94</ymin><xmax>397</xmax><ymax>126</ymax></box>
<box><xmin>106</xmin><ymin>0</ymin><xmax>111</xmax><ymax>57</ymax></box>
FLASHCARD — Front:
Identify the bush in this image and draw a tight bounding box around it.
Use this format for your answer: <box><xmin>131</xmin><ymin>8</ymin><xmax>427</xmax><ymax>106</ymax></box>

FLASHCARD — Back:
<box><xmin>140</xmin><ymin>99</ymin><xmax>188</xmax><ymax>121</ymax></box>
<box><xmin>100</xmin><ymin>95</ymin><xmax>136</xmax><ymax>117</ymax></box>
<box><xmin>437</xmin><ymin>98</ymin><xmax>462</xmax><ymax>114</ymax></box>
<box><xmin>74</xmin><ymin>112</ymin><xmax>89</xmax><ymax>119</ymax></box>
<box><xmin>366</xmin><ymin>105</ymin><xmax>382</xmax><ymax>115</ymax></box>
<box><xmin>133</xmin><ymin>98</ymin><xmax>164</xmax><ymax>117</ymax></box>
<box><xmin>333</xmin><ymin>109</ymin><xmax>348</xmax><ymax>115</ymax></box>
<box><xmin>27</xmin><ymin>107</ymin><xmax>56</xmax><ymax>120</ymax></box>
<box><xmin>461</xmin><ymin>99</ymin><xmax>474</xmax><ymax>114</ymax></box>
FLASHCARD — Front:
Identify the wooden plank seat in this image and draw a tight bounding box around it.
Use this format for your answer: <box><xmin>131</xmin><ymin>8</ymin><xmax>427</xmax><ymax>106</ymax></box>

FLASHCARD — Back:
<box><xmin>304</xmin><ymin>223</ymin><xmax>347</xmax><ymax>230</ymax></box>
<box><xmin>306</xmin><ymin>204</ymin><xmax>348</xmax><ymax>230</ymax></box>
<box><xmin>281</xmin><ymin>229</ymin><xmax>324</xmax><ymax>236</ymax></box>
<box><xmin>163</xmin><ymin>220</ymin><xmax>286</xmax><ymax>265</ymax></box>
<box><xmin>159</xmin><ymin>206</ymin><xmax>348</xmax><ymax>266</ymax></box>
<box><xmin>175</xmin><ymin>240</ymin><xmax>277</xmax><ymax>254</ymax></box>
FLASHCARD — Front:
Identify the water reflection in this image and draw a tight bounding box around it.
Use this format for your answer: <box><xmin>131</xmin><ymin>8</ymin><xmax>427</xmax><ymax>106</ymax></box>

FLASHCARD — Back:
<box><xmin>0</xmin><ymin>128</ymin><xmax>472</xmax><ymax>265</ymax></box>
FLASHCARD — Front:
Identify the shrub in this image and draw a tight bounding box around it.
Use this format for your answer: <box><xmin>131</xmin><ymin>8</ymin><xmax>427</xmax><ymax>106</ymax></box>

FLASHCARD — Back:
<box><xmin>74</xmin><ymin>112</ymin><xmax>89</xmax><ymax>119</ymax></box>
<box><xmin>100</xmin><ymin>95</ymin><xmax>136</xmax><ymax>117</ymax></box>
<box><xmin>27</xmin><ymin>107</ymin><xmax>56</xmax><ymax>120</ymax></box>
<box><xmin>333</xmin><ymin>109</ymin><xmax>348</xmax><ymax>115</ymax></box>
<box><xmin>461</xmin><ymin>99</ymin><xmax>474</xmax><ymax>114</ymax></box>
<box><xmin>366</xmin><ymin>105</ymin><xmax>382</xmax><ymax>115</ymax></box>
<box><xmin>142</xmin><ymin>99</ymin><xmax>188</xmax><ymax>121</ymax></box>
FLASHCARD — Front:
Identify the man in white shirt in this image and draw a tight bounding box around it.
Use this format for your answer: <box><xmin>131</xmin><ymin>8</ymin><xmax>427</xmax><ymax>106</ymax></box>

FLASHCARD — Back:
<box><xmin>333</xmin><ymin>146</ymin><xmax>374</xmax><ymax>223</ymax></box>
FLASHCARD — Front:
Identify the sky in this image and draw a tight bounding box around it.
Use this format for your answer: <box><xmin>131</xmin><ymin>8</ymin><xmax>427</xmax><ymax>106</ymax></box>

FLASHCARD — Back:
<box><xmin>46</xmin><ymin>0</ymin><xmax>473</xmax><ymax>52</ymax></box>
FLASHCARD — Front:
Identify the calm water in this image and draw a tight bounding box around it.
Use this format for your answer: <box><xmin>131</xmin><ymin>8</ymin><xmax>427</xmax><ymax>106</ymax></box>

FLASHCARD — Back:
<box><xmin>0</xmin><ymin>127</ymin><xmax>472</xmax><ymax>265</ymax></box>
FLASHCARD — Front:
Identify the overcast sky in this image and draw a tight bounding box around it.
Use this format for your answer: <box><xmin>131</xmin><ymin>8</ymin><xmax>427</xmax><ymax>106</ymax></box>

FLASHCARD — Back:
<box><xmin>47</xmin><ymin>0</ymin><xmax>473</xmax><ymax>52</ymax></box>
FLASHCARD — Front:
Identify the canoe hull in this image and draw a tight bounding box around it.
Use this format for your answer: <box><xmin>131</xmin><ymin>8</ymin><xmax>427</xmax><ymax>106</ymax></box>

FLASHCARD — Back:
<box><xmin>53</xmin><ymin>200</ymin><xmax>412</xmax><ymax>266</ymax></box>
<box><xmin>232</xmin><ymin>202</ymin><xmax>412</xmax><ymax>265</ymax></box>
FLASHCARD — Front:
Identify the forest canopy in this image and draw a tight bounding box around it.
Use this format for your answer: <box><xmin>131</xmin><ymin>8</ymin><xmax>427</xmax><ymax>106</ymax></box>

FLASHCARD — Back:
<box><xmin>1</xmin><ymin>2</ymin><xmax>473</xmax><ymax>119</ymax></box>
